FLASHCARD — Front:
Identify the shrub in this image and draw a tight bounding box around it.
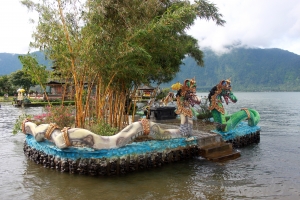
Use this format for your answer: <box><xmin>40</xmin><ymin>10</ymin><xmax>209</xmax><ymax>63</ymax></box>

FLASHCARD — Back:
<box><xmin>32</xmin><ymin>112</ymin><xmax>51</xmax><ymax>125</ymax></box>
<box><xmin>13</xmin><ymin>114</ymin><xmax>33</xmax><ymax>134</ymax></box>
<box><xmin>156</xmin><ymin>88</ymin><xmax>171</xmax><ymax>100</ymax></box>
<box><xmin>14</xmin><ymin>105</ymin><xmax>118</xmax><ymax>136</ymax></box>
<box><xmin>46</xmin><ymin>105</ymin><xmax>75</xmax><ymax>128</ymax></box>
<box><xmin>196</xmin><ymin>97</ymin><xmax>212</xmax><ymax>121</ymax></box>
<box><xmin>88</xmin><ymin>120</ymin><xmax>118</xmax><ymax>136</ymax></box>
<box><xmin>32</xmin><ymin>105</ymin><xmax>75</xmax><ymax>128</ymax></box>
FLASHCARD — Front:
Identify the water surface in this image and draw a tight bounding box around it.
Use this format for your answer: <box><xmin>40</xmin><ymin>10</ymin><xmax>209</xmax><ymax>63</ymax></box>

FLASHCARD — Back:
<box><xmin>1</xmin><ymin>92</ymin><xmax>300</xmax><ymax>199</ymax></box>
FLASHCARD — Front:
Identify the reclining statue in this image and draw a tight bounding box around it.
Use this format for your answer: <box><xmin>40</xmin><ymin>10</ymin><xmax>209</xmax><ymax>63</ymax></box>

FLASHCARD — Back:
<box><xmin>22</xmin><ymin>118</ymin><xmax>185</xmax><ymax>150</ymax></box>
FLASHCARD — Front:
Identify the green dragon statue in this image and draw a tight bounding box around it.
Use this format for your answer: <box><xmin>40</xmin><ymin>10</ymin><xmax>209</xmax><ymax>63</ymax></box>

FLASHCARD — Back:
<box><xmin>208</xmin><ymin>79</ymin><xmax>260</xmax><ymax>132</ymax></box>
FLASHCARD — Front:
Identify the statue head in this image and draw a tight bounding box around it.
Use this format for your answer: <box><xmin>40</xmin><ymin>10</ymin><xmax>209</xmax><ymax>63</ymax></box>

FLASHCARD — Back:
<box><xmin>217</xmin><ymin>78</ymin><xmax>237</xmax><ymax>104</ymax></box>
<box><xmin>217</xmin><ymin>78</ymin><xmax>231</xmax><ymax>91</ymax></box>
<box><xmin>183</xmin><ymin>78</ymin><xmax>197</xmax><ymax>93</ymax></box>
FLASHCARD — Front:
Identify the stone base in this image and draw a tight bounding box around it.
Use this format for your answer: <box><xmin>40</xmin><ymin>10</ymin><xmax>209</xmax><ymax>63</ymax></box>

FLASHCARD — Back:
<box><xmin>226</xmin><ymin>130</ymin><xmax>260</xmax><ymax>148</ymax></box>
<box><xmin>211</xmin><ymin>122</ymin><xmax>261</xmax><ymax>148</ymax></box>
<box><xmin>23</xmin><ymin>135</ymin><xmax>199</xmax><ymax>176</ymax></box>
<box><xmin>22</xmin><ymin>122</ymin><xmax>261</xmax><ymax>176</ymax></box>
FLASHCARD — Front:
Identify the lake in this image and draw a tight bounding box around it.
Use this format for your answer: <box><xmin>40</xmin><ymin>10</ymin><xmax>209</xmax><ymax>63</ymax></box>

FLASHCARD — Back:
<box><xmin>0</xmin><ymin>92</ymin><xmax>299</xmax><ymax>199</ymax></box>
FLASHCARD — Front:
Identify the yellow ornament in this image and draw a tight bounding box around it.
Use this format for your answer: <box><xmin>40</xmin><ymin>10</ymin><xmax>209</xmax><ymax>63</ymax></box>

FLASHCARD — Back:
<box><xmin>171</xmin><ymin>82</ymin><xmax>182</xmax><ymax>91</ymax></box>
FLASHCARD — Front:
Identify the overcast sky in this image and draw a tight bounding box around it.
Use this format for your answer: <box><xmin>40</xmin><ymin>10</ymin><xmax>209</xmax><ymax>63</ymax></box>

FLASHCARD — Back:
<box><xmin>1</xmin><ymin>0</ymin><xmax>300</xmax><ymax>55</ymax></box>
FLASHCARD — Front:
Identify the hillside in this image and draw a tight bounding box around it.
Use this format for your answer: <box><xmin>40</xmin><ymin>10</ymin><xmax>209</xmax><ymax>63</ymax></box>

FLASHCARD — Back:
<box><xmin>163</xmin><ymin>48</ymin><xmax>300</xmax><ymax>92</ymax></box>
<box><xmin>0</xmin><ymin>51</ymin><xmax>52</xmax><ymax>75</ymax></box>
<box><xmin>1</xmin><ymin>48</ymin><xmax>300</xmax><ymax>91</ymax></box>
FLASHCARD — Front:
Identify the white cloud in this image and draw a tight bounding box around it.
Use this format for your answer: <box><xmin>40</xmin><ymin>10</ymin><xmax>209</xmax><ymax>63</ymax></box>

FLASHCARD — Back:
<box><xmin>0</xmin><ymin>1</ymin><xmax>37</xmax><ymax>54</ymax></box>
<box><xmin>0</xmin><ymin>0</ymin><xmax>300</xmax><ymax>55</ymax></box>
<box><xmin>187</xmin><ymin>0</ymin><xmax>300</xmax><ymax>55</ymax></box>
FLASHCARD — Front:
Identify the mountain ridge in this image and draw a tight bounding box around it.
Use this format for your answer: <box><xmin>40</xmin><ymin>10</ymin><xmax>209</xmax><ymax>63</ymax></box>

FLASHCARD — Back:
<box><xmin>1</xmin><ymin>48</ymin><xmax>300</xmax><ymax>91</ymax></box>
<box><xmin>163</xmin><ymin>48</ymin><xmax>300</xmax><ymax>91</ymax></box>
<box><xmin>0</xmin><ymin>51</ymin><xmax>52</xmax><ymax>75</ymax></box>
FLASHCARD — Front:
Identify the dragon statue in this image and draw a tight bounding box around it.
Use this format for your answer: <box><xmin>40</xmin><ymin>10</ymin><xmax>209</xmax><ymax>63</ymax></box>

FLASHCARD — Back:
<box><xmin>208</xmin><ymin>79</ymin><xmax>260</xmax><ymax>132</ymax></box>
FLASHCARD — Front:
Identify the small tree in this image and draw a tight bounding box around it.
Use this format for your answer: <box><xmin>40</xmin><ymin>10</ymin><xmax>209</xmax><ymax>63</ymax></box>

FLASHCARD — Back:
<box><xmin>9</xmin><ymin>70</ymin><xmax>36</xmax><ymax>92</ymax></box>
<box><xmin>18</xmin><ymin>54</ymin><xmax>50</xmax><ymax>104</ymax></box>
<box><xmin>0</xmin><ymin>75</ymin><xmax>14</xmax><ymax>95</ymax></box>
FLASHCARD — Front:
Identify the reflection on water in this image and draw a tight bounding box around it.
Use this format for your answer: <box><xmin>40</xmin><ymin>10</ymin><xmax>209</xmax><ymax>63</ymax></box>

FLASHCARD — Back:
<box><xmin>1</xmin><ymin>93</ymin><xmax>300</xmax><ymax>199</ymax></box>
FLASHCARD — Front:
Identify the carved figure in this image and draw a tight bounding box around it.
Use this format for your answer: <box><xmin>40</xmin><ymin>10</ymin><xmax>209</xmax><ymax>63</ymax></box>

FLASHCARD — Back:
<box><xmin>174</xmin><ymin>78</ymin><xmax>201</xmax><ymax>136</ymax></box>
<box><xmin>22</xmin><ymin>119</ymin><xmax>184</xmax><ymax>150</ymax></box>
<box><xmin>161</xmin><ymin>92</ymin><xmax>174</xmax><ymax>106</ymax></box>
<box><xmin>208</xmin><ymin>79</ymin><xmax>260</xmax><ymax>132</ymax></box>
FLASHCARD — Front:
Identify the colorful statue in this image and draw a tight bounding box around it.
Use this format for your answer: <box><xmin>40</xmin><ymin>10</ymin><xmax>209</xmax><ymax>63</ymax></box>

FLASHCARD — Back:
<box><xmin>174</xmin><ymin>78</ymin><xmax>201</xmax><ymax>137</ymax></box>
<box><xmin>17</xmin><ymin>88</ymin><xmax>25</xmax><ymax>101</ymax></box>
<box><xmin>208</xmin><ymin>79</ymin><xmax>260</xmax><ymax>132</ymax></box>
<box><xmin>14</xmin><ymin>88</ymin><xmax>31</xmax><ymax>106</ymax></box>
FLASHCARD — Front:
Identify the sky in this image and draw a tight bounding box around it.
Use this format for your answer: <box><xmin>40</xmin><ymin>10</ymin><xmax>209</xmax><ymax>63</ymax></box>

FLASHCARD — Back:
<box><xmin>0</xmin><ymin>0</ymin><xmax>300</xmax><ymax>55</ymax></box>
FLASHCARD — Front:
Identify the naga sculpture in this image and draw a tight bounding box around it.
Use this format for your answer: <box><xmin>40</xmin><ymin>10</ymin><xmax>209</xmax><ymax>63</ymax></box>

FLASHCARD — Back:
<box><xmin>173</xmin><ymin>78</ymin><xmax>201</xmax><ymax>136</ymax></box>
<box><xmin>208</xmin><ymin>79</ymin><xmax>260</xmax><ymax>132</ymax></box>
<box><xmin>22</xmin><ymin>118</ymin><xmax>185</xmax><ymax>150</ymax></box>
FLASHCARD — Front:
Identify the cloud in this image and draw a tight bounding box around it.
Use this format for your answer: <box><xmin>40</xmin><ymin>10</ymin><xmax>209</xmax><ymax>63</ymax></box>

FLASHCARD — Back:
<box><xmin>1</xmin><ymin>0</ymin><xmax>300</xmax><ymax>55</ymax></box>
<box><xmin>187</xmin><ymin>0</ymin><xmax>300</xmax><ymax>55</ymax></box>
<box><xmin>0</xmin><ymin>1</ymin><xmax>36</xmax><ymax>54</ymax></box>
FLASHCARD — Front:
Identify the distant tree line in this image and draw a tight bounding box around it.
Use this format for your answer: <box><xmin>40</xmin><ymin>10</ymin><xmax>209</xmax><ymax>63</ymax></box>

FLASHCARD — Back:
<box><xmin>2</xmin><ymin>47</ymin><xmax>300</xmax><ymax>95</ymax></box>
<box><xmin>0</xmin><ymin>70</ymin><xmax>36</xmax><ymax>96</ymax></box>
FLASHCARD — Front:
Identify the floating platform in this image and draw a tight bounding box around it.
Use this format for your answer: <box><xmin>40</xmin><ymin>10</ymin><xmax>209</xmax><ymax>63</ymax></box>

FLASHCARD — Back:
<box><xmin>22</xmin><ymin>124</ymin><xmax>225</xmax><ymax>176</ymax></box>
<box><xmin>23</xmin><ymin>122</ymin><xmax>260</xmax><ymax>176</ymax></box>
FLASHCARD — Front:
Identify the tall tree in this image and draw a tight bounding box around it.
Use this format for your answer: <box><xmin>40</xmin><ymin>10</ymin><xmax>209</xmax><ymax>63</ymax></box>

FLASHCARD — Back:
<box><xmin>83</xmin><ymin>0</ymin><xmax>225</xmax><ymax>127</ymax></box>
<box><xmin>21</xmin><ymin>0</ymin><xmax>225</xmax><ymax>129</ymax></box>
<box><xmin>22</xmin><ymin>0</ymin><xmax>96</xmax><ymax>127</ymax></box>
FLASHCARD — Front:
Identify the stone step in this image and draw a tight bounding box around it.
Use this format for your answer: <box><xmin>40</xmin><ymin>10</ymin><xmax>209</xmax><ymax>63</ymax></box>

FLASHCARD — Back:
<box><xmin>196</xmin><ymin>133</ymin><xmax>223</xmax><ymax>148</ymax></box>
<box><xmin>199</xmin><ymin>142</ymin><xmax>233</xmax><ymax>157</ymax></box>
<box><xmin>204</xmin><ymin>149</ymin><xmax>241</xmax><ymax>162</ymax></box>
<box><xmin>198</xmin><ymin>141</ymin><xmax>241</xmax><ymax>162</ymax></box>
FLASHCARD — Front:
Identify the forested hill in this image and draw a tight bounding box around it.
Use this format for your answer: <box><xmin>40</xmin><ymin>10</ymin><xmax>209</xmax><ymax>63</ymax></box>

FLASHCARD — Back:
<box><xmin>1</xmin><ymin>48</ymin><xmax>300</xmax><ymax>91</ymax></box>
<box><xmin>0</xmin><ymin>51</ymin><xmax>51</xmax><ymax>75</ymax></box>
<box><xmin>164</xmin><ymin>48</ymin><xmax>300</xmax><ymax>92</ymax></box>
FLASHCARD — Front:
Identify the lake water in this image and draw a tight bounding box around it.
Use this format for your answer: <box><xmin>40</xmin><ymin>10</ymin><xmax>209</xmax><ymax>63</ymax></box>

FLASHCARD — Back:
<box><xmin>0</xmin><ymin>92</ymin><xmax>300</xmax><ymax>200</ymax></box>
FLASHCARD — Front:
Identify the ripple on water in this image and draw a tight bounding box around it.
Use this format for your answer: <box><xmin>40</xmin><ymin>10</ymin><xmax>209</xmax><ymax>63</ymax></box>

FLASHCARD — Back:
<box><xmin>1</xmin><ymin>93</ymin><xmax>300</xmax><ymax>199</ymax></box>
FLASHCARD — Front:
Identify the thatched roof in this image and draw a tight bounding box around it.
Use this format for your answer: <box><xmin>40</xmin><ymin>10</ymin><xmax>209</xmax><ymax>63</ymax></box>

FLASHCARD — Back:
<box><xmin>46</xmin><ymin>81</ymin><xmax>65</xmax><ymax>85</ymax></box>
<box><xmin>137</xmin><ymin>85</ymin><xmax>155</xmax><ymax>90</ymax></box>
